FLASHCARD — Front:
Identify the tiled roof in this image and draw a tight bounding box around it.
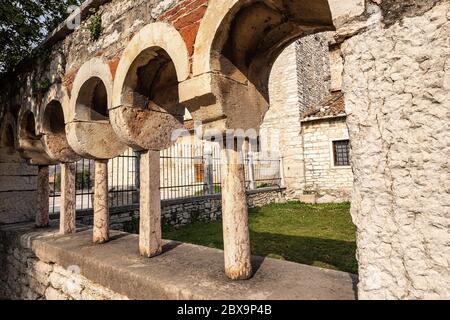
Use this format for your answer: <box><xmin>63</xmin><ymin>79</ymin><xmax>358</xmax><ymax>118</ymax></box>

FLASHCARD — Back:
<box><xmin>302</xmin><ymin>91</ymin><xmax>346</xmax><ymax>121</ymax></box>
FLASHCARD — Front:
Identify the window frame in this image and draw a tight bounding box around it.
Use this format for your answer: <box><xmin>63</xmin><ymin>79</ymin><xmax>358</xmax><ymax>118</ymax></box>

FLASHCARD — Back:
<box><xmin>331</xmin><ymin>139</ymin><xmax>351</xmax><ymax>168</ymax></box>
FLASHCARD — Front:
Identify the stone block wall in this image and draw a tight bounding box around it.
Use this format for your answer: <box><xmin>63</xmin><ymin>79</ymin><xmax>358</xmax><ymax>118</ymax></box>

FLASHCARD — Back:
<box><xmin>76</xmin><ymin>187</ymin><xmax>286</xmax><ymax>232</ymax></box>
<box><xmin>0</xmin><ymin>226</ymin><xmax>128</xmax><ymax>300</ymax></box>
<box><xmin>302</xmin><ymin>117</ymin><xmax>353</xmax><ymax>203</ymax></box>
<box><xmin>0</xmin><ymin>148</ymin><xmax>38</xmax><ymax>224</ymax></box>
<box><xmin>342</xmin><ymin>2</ymin><xmax>450</xmax><ymax>299</ymax></box>
<box><xmin>262</xmin><ymin>44</ymin><xmax>304</xmax><ymax>200</ymax></box>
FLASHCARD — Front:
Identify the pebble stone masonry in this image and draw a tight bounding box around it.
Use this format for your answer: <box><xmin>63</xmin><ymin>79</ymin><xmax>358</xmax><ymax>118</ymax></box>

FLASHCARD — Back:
<box><xmin>0</xmin><ymin>0</ymin><xmax>449</xmax><ymax>299</ymax></box>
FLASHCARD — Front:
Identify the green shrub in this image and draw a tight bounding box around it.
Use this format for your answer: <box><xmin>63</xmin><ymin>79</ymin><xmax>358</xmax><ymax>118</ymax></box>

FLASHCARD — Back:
<box><xmin>33</xmin><ymin>79</ymin><xmax>51</xmax><ymax>94</ymax></box>
<box><xmin>88</xmin><ymin>15</ymin><xmax>102</xmax><ymax>41</ymax></box>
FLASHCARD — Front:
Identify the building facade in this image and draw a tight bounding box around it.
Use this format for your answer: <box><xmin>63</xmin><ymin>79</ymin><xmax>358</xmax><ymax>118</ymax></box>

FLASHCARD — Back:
<box><xmin>261</xmin><ymin>33</ymin><xmax>353</xmax><ymax>203</ymax></box>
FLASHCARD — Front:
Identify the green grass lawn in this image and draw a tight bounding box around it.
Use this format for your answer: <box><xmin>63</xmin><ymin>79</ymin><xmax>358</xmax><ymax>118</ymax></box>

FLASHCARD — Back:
<box><xmin>163</xmin><ymin>202</ymin><xmax>358</xmax><ymax>274</ymax></box>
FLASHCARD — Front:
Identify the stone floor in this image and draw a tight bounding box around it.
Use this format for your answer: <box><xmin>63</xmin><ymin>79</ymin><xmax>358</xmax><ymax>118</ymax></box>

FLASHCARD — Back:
<box><xmin>2</xmin><ymin>223</ymin><xmax>358</xmax><ymax>300</ymax></box>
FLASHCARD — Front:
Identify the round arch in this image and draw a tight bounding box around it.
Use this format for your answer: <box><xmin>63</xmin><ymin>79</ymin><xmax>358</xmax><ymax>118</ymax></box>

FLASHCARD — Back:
<box><xmin>0</xmin><ymin>112</ymin><xmax>19</xmax><ymax>150</ymax></box>
<box><xmin>192</xmin><ymin>0</ymin><xmax>335</xmax><ymax>77</ymax></box>
<box><xmin>112</xmin><ymin>22</ymin><xmax>190</xmax><ymax>109</ymax></box>
<box><xmin>17</xmin><ymin>108</ymin><xmax>55</xmax><ymax>165</ymax></box>
<box><xmin>66</xmin><ymin>58</ymin><xmax>126</xmax><ymax>160</ymax></box>
<box><xmin>69</xmin><ymin>57</ymin><xmax>114</xmax><ymax>122</ymax></box>
<box><xmin>110</xmin><ymin>22</ymin><xmax>187</xmax><ymax>151</ymax></box>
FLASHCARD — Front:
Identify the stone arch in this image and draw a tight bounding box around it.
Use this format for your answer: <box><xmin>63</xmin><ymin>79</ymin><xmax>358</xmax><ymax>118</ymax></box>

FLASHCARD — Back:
<box><xmin>192</xmin><ymin>0</ymin><xmax>335</xmax><ymax>78</ymax></box>
<box><xmin>17</xmin><ymin>108</ymin><xmax>55</xmax><ymax>165</ymax></box>
<box><xmin>182</xmin><ymin>0</ymin><xmax>335</xmax><ymax>132</ymax></box>
<box><xmin>112</xmin><ymin>22</ymin><xmax>190</xmax><ymax>109</ymax></box>
<box><xmin>66</xmin><ymin>58</ymin><xmax>126</xmax><ymax>160</ymax></box>
<box><xmin>0</xmin><ymin>113</ymin><xmax>19</xmax><ymax>152</ymax></box>
<box><xmin>39</xmin><ymin>84</ymin><xmax>80</xmax><ymax>163</ymax></box>
<box><xmin>38</xmin><ymin>83</ymin><xmax>71</xmax><ymax>132</ymax></box>
<box><xmin>110</xmin><ymin>22</ymin><xmax>186</xmax><ymax>151</ymax></box>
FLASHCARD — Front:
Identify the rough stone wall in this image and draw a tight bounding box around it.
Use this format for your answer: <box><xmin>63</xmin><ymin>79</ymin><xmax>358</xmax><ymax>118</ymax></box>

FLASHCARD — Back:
<box><xmin>0</xmin><ymin>228</ymin><xmax>128</xmax><ymax>300</ymax></box>
<box><xmin>0</xmin><ymin>148</ymin><xmax>38</xmax><ymax>224</ymax></box>
<box><xmin>302</xmin><ymin>117</ymin><xmax>353</xmax><ymax>203</ymax></box>
<box><xmin>342</xmin><ymin>2</ymin><xmax>450</xmax><ymax>299</ymax></box>
<box><xmin>296</xmin><ymin>34</ymin><xmax>332</xmax><ymax>112</ymax></box>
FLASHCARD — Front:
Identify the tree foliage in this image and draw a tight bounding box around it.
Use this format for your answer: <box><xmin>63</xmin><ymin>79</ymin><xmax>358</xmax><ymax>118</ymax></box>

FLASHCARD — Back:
<box><xmin>0</xmin><ymin>0</ymin><xmax>82</xmax><ymax>74</ymax></box>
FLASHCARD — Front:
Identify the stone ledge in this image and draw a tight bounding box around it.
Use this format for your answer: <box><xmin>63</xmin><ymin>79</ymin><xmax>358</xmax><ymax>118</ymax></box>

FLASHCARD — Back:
<box><xmin>1</xmin><ymin>223</ymin><xmax>357</xmax><ymax>300</ymax></box>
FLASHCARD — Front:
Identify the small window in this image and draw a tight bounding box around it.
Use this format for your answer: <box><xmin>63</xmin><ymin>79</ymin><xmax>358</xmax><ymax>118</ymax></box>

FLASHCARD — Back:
<box><xmin>333</xmin><ymin>140</ymin><xmax>350</xmax><ymax>167</ymax></box>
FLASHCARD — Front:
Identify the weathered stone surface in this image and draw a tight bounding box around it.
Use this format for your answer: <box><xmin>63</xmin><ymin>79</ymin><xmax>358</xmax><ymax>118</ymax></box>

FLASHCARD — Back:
<box><xmin>93</xmin><ymin>160</ymin><xmax>109</xmax><ymax>244</ymax></box>
<box><xmin>342</xmin><ymin>2</ymin><xmax>450</xmax><ymax>299</ymax></box>
<box><xmin>110</xmin><ymin>105</ymin><xmax>183</xmax><ymax>151</ymax></box>
<box><xmin>23</xmin><ymin>226</ymin><xmax>355</xmax><ymax>300</ymax></box>
<box><xmin>42</xmin><ymin>133</ymin><xmax>80</xmax><ymax>163</ymax></box>
<box><xmin>36</xmin><ymin>166</ymin><xmax>50</xmax><ymax>228</ymax></box>
<box><xmin>66</xmin><ymin>121</ymin><xmax>126</xmax><ymax>160</ymax></box>
<box><xmin>221</xmin><ymin>147</ymin><xmax>253</xmax><ymax>280</ymax></box>
<box><xmin>0</xmin><ymin>223</ymin><xmax>129</xmax><ymax>301</ymax></box>
<box><xmin>0</xmin><ymin>0</ymin><xmax>448</xmax><ymax>300</ymax></box>
<box><xmin>139</xmin><ymin>150</ymin><xmax>163</xmax><ymax>257</ymax></box>
<box><xmin>60</xmin><ymin>163</ymin><xmax>77</xmax><ymax>235</ymax></box>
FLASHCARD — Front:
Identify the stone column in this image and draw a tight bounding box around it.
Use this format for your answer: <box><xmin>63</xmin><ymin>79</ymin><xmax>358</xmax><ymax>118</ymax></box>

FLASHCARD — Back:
<box><xmin>60</xmin><ymin>163</ymin><xmax>76</xmax><ymax>235</ymax></box>
<box><xmin>221</xmin><ymin>144</ymin><xmax>253</xmax><ymax>280</ymax></box>
<box><xmin>36</xmin><ymin>165</ymin><xmax>50</xmax><ymax>228</ymax></box>
<box><xmin>279</xmin><ymin>156</ymin><xmax>286</xmax><ymax>188</ymax></box>
<box><xmin>139</xmin><ymin>150</ymin><xmax>162</xmax><ymax>258</ymax></box>
<box><xmin>247</xmin><ymin>152</ymin><xmax>256</xmax><ymax>190</ymax></box>
<box><xmin>93</xmin><ymin>160</ymin><xmax>109</xmax><ymax>244</ymax></box>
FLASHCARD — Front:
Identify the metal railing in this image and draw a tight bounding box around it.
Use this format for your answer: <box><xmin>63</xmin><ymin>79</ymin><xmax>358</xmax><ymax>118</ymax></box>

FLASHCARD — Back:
<box><xmin>49</xmin><ymin>144</ymin><xmax>282</xmax><ymax>214</ymax></box>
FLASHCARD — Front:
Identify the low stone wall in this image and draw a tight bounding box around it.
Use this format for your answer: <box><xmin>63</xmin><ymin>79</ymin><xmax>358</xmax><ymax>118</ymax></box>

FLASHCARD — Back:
<box><xmin>0</xmin><ymin>225</ymin><xmax>128</xmax><ymax>300</ymax></box>
<box><xmin>0</xmin><ymin>224</ymin><xmax>357</xmax><ymax>300</ymax></box>
<box><xmin>67</xmin><ymin>187</ymin><xmax>286</xmax><ymax>231</ymax></box>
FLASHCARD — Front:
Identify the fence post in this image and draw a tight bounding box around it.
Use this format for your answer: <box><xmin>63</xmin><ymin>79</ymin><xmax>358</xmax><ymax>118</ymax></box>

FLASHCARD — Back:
<box><xmin>134</xmin><ymin>151</ymin><xmax>141</xmax><ymax>204</ymax></box>
<box><xmin>280</xmin><ymin>156</ymin><xmax>286</xmax><ymax>188</ymax></box>
<box><xmin>247</xmin><ymin>153</ymin><xmax>256</xmax><ymax>190</ymax></box>
<box><xmin>204</xmin><ymin>149</ymin><xmax>214</xmax><ymax>194</ymax></box>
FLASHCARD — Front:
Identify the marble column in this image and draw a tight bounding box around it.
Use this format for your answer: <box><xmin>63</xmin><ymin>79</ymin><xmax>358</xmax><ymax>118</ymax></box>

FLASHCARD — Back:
<box><xmin>221</xmin><ymin>144</ymin><xmax>253</xmax><ymax>280</ymax></box>
<box><xmin>60</xmin><ymin>163</ymin><xmax>76</xmax><ymax>235</ymax></box>
<box><xmin>139</xmin><ymin>150</ymin><xmax>163</xmax><ymax>258</ymax></box>
<box><xmin>93</xmin><ymin>160</ymin><xmax>109</xmax><ymax>244</ymax></box>
<box><xmin>36</xmin><ymin>165</ymin><xmax>50</xmax><ymax>228</ymax></box>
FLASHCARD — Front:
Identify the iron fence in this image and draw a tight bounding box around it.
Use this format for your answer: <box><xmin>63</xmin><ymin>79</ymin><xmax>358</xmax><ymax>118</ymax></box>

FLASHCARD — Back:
<box><xmin>49</xmin><ymin>144</ymin><xmax>282</xmax><ymax>214</ymax></box>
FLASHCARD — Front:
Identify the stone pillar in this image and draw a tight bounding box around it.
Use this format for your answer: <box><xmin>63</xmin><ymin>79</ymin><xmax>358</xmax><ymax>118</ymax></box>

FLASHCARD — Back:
<box><xmin>93</xmin><ymin>160</ymin><xmax>109</xmax><ymax>244</ymax></box>
<box><xmin>139</xmin><ymin>150</ymin><xmax>162</xmax><ymax>258</ymax></box>
<box><xmin>279</xmin><ymin>156</ymin><xmax>286</xmax><ymax>188</ymax></box>
<box><xmin>36</xmin><ymin>165</ymin><xmax>49</xmax><ymax>228</ymax></box>
<box><xmin>221</xmin><ymin>144</ymin><xmax>253</xmax><ymax>280</ymax></box>
<box><xmin>60</xmin><ymin>163</ymin><xmax>76</xmax><ymax>235</ymax></box>
<box><xmin>247</xmin><ymin>152</ymin><xmax>256</xmax><ymax>190</ymax></box>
